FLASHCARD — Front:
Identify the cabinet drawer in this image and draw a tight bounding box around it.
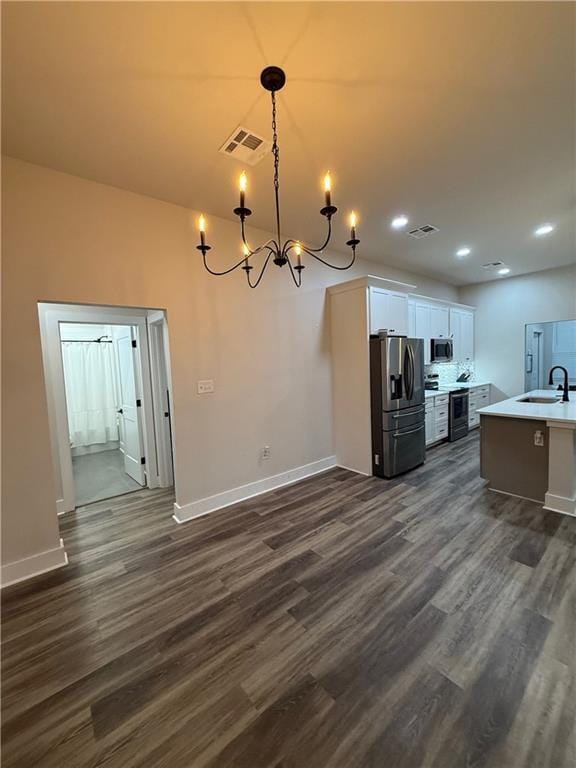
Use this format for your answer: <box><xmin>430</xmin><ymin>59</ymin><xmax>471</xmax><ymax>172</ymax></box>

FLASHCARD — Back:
<box><xmin>435</xmin><ymin>408</ymin><xmax>448</xmax><ymax>422</ymax></box>
<box><xmin>479</xmin><ymin>393</ymin><xmax>490</xmax><ymax>406</ymax></box>
<box><xmin>434</xmin><ymin>394</ymin><xmax>449</xmax><ymax>407</ymax></box>
<box><xmin>435</xmin><ymin>424</ymin><xmax>449</xmax><ymax>440</ymax></box>
<box><xmin>477</xmin><ymin>386</ymin><xmax>490</xmax><ymax>396</ymax></box>
<box><xmin>468</xmin><ymin>396</ymin><xmax>479</xmax><ymax>411</ymax></box>
<box><xmin>469</xmin><ymin>412</ymin><xmax>480</xmax><ymax>427</ymax></box>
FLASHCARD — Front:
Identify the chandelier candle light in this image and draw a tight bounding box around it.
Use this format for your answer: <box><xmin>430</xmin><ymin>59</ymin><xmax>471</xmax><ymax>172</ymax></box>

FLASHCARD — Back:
<box><xmin>196</xmin><ymin>66</ymin><xmax>360</xmax><ymax>288</ymax></box>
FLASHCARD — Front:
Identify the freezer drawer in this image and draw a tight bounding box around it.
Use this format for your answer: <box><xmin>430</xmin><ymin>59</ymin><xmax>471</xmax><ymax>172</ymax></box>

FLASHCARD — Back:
<box><xmin>381</xmin><ymin>404</ymin><xmax>425</xmax><ymax>431</ymax></box>
<box><xmin>373</xmin><ymin>422</ymin><xmax>426</xmax><ymax>478</ymax></box>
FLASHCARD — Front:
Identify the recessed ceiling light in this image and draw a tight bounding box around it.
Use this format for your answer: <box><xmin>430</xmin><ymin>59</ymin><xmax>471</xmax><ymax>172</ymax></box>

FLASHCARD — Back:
<box><xmin>456</xmin><ymin>247</ymin><xmax>471</xmax><ymax>258</ymax></box>
<box><xmin>391</xmin><ymin>215</ymin><xmax>409</xmax><ymax>229</ymax></box>
<box><xmin>534</xmin><ymin>223</ymin><xmax>555</xmax><ymax>237</ymax></box>
<box><xmin>497</xmin><ymin>267</ymin><xmax>511</xmax><ymax>276</ymax></box>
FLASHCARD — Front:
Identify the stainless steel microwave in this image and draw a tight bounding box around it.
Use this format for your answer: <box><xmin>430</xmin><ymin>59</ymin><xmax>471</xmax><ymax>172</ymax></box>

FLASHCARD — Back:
<box><xmin>431</xmin><ymin>338</ymin><xmax>453</xmax><ymax>362</ymax></box>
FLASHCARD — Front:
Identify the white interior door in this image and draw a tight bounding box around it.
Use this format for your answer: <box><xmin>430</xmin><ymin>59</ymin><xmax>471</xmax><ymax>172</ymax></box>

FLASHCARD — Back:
<box><xmin>114</xmin><ymin>327</ymin><xmax>145</xmax><ymax>485</ymax></box>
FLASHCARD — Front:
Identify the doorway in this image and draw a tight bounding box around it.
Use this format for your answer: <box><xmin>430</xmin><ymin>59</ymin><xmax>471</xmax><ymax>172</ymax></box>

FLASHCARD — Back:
<box><xmin>60</xmin><ymin>322</ymin><xmax>146</xmax><ymax>505</ymax></box>
<box><xmin>39</xmin><ymin>303</ymin><xmax>175</xmax><ymax>513</ymax></box>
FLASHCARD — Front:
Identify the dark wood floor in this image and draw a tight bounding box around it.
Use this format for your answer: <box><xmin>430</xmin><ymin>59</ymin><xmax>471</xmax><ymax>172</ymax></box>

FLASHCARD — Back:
<box><xmin>2</xmin><ymin>432</ymin><xmax>575</xmax><ymax>767</ymax></box>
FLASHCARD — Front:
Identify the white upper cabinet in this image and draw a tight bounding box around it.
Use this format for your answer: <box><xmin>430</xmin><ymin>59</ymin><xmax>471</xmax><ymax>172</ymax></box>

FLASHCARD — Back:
<box><xmin>408</xmin><ymin>301</ymin><xmax>416</xmax><ymax>338</ymax></box>
<box><xmin>369</xmin><ymin>288</ymin><xmax>408</xmax><ymax>336</ymax></box>
<box><xmin>413</xmin><ymin>302</ymin><xmax>432</xmax><ymax>364</ymax></box>
<box><xmin>450</xmin><ymin>308</ymin><xmax>474</xmax><ymax>362</ymax></box>
<box><xmin>409</xmin><ymin>299</ymin><xmax>475</xmax><ymax>365</ymax></box>
<box><xmin>429</xmin><ymin>305</ymin><xmax>450</xmax><ymax>338</ymax></box>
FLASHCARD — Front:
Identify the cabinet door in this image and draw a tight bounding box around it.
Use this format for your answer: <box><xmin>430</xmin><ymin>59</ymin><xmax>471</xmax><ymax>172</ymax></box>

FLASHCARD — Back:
<box><xmin>461</xmin><ymin>311</ymin><xmax>474</xmax><ymax>362</ymax></box>
<box><xmin>369</xmin><ymin>289</ymin><xmax>408</xmax><ymax>335</ymax></box>
<box><xmin>369</xmin><ymin>289</ymin><xmax>389</xmax><ymax>335</ymax></box>
<box><xmin>408</xmin><ymin>301</ymin><xmax>416</xmax><ymax>338</ymax></box>
<box><xmin>430</xmin><ymin>305</ymin><xmax>450</xmax><ymax>338</ymax></box>
<box><xmin>387</xmin><ymin>292</ymin><xmax>408</xmax><ymax>335</ymax></box>
<box><xmin>425</xmin><ymin>409</ymin><xmax>435</xmax><ymax>446</ymax></box>
<box><xmin>414</xmin><ymin>304</ymin><xmax>432</xmax><ymax>364</ymax></box>
<box><xmin>450</xmin><ymin>309</ymin><xmax>463</xmax><ymax>361</ymax></box>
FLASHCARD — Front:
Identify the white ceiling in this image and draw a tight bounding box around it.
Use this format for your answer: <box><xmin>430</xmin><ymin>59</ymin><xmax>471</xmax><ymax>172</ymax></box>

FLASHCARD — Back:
<box><xmin>3</xmin><ymin>1</ymin><xmax>575</xmax><ymax>285</ymax></box>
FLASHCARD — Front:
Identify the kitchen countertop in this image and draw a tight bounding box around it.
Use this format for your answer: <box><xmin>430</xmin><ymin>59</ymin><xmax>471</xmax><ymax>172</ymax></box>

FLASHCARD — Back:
<box><xmin>443</xmin><ymin>381</ymin><xmax>491</xmax><ymax>390</ymax></box>
<box><xmin>477</xmin><ymin>389</ymin><xmax>576</xmax><ymax>424</ymax></box>
<box><xmin>424</xmin><ymin>381</ymin><xmax>491</xmax><ymax>398</ymax></box>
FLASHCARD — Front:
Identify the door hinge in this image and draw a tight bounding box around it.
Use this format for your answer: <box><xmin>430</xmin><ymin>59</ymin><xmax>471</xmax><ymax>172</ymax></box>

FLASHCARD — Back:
<box><xmin>131</xmin><ymin>339</ymin><xmax>137</xmax><ymax>348</ymax></box>
<box><xmin>136</xmin><ymin>399</ymin><xmax>142</xmax><ymax>407</ymax></box>
<box><xmin>141</xmin><ymin>457</ymin><xmax>146</xmax><ymax>465</ymax></box>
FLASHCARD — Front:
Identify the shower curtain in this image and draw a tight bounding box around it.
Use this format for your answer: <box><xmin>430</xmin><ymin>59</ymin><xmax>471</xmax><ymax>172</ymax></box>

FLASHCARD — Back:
<box><xmin>61</xmin><ymin>341</ymin><xmax>120</xmax><ymax>448</ymax></box>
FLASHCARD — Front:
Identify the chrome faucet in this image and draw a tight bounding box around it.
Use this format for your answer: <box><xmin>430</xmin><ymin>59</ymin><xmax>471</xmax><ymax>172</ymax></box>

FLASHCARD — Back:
<box><xmin>548</xmin><ymin>366</ymin><xmax>569</xmax><ymax>402</ymax></box>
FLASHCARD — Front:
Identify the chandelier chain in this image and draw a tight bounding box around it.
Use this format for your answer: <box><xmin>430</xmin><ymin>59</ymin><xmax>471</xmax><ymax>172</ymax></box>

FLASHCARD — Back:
<box><xmin>271</xmin><ymin>91</ymin><xmax>280</xmax><ymax>192</ymax></box>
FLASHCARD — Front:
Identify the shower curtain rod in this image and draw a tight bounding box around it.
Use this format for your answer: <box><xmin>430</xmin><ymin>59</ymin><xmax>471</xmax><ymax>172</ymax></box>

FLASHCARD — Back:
<box><xmin>60</xmin><ymin>336</ymin><xmax>113</xmax><ymax>344</ymax></box>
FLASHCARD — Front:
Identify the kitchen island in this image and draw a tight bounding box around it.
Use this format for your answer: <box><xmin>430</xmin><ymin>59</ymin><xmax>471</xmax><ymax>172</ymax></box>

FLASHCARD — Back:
<box><xmin>478</xmin><ymin>389</ymin><xmax>576</xmax><ymax>517</ymax></box>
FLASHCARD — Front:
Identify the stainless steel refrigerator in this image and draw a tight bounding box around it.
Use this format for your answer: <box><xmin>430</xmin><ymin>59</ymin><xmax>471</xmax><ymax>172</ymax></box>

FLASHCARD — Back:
<box><xmin>370</xmin><ymin>334</ymin><xmax>425</xmax><ymax>478</ymax></box>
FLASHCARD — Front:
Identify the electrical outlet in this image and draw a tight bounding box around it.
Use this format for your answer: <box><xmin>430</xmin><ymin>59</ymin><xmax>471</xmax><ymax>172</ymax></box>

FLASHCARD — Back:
<box><xmin>197</xmin><ymin>379</ymin><xmax>214</xmax><ymax>395</ymax></box>
<box><xmin>534</xmin><ymin>430</ymin><xmax>545</xmax><ymax>447</ymax></box>
<box><xmin>261</xmin><ymin>445</ymin><xmax>271</xmax><ymax>461</ymax></box>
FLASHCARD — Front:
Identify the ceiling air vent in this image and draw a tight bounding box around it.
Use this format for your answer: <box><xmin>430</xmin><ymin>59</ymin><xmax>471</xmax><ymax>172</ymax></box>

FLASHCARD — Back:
<box><xmin>219</xmin><ymin>126</ymin><xmax>271</xmax><ymax>166</ymax></box>
<box><xmin>407</xmin><ymin>224</ymin><xmax>439</xmax><ymax>239</ymax></box>
<box><xmin>482</xmin><ymin>261</ymin><xmax>504</xmax><ymax>269</ymax></box>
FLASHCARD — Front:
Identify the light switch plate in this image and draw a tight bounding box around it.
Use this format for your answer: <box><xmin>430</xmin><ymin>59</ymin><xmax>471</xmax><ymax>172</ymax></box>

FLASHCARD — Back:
<box><xmin>197</xmin><ymin>379</ymin><xmax>214</xmax><ymax>394</ymax></box>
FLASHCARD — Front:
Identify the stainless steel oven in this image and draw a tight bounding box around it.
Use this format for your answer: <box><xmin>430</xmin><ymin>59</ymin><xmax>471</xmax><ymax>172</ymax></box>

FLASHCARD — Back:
<box><xmin>449</xmin><ymin>389</ymin><xmax>469</xmax><ymax>442</ymax></box>
<box><xmin>431</xmin><ymin>338</ymin><xmax>453</xmax><ymax>362</ymax></box>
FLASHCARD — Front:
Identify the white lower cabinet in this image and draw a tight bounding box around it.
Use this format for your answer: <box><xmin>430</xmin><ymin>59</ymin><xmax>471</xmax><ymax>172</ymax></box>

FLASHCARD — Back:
<box><xmin>425</xmin><ymin>394</ymin><xmax>449</xmax><ymax>445</ymax></box>
<box><xmin>425</xmin><ymin>401</ymin><xmax>435</xmax><ymax>446</ymax></box>
<box><xmin>427</xmin><ymin>386</ymin><xmax>491</xmax><ymax>442</ymax></box>
<box><xmin>468</xmin><ymin>385</ymin><xmax>490</xmax><ymax>428</ymax></box>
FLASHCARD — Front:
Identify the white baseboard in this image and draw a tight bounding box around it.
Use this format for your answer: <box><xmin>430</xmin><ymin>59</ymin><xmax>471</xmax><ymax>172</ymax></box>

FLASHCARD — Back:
<box><xmin>173</xmin><ymin>456</ymin><xmax>337</xmax><ymax>524</ymax></box>
<box><xmin>336</xmin><ymin>463</ymin><xmax>370</xmax><ymax>476</ymax></box>
<box><xmin>544</xmin><ymin>492</ymin><xmax>576</xmax><ymax>517</ymax></box>
<box><xmin>1</xmin><ymin>538</ymin><xmax>68</xmax><ymax>588</ymax></box>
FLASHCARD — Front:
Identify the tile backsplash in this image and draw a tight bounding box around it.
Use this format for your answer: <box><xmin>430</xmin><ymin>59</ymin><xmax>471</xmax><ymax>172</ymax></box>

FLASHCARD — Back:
<box><xmin>425</xmin><ymin>361</ymin><xmax>476</xmax><ymax>387</ymax></box>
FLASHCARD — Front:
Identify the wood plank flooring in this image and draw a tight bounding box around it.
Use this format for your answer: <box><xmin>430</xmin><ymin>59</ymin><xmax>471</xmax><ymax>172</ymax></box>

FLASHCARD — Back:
<box><xmin>2</xmin><ymin>432</ymin><xmax>575</xmax><ymax>767</ymax></box>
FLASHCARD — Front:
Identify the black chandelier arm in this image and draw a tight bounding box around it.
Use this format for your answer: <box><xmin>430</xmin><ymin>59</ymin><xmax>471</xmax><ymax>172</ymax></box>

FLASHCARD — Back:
<box><xmin>282</xmin><ymin>216</ymin><xmax>333</xmax><ymax>259</ymax></box>
<box><xmin>240</xmin><ymin>216</ymin><xmax>279</xmax><ymax>257</ymax></box>
<box><xmin>201</xmin><ymin>250</ymin><xmax>247</xmax><ymax>276</ymax></box>
<box><xmin>301</xmin><ymin>244</ymin><xmax>357</xmax><ymax>271</ymax></box>
<box><xmin>284</xmin><ymin>250</ymin><xmax>303</xmax><ymax>288</ymax></box>
<box><xmin>245</xmin><ymin>250</ymin><xmax>273</xmax><ymax>289</ymax></box>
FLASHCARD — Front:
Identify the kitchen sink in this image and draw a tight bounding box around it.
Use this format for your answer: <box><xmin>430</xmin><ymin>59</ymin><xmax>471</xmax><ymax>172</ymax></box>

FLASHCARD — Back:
<box><xmin>517</xmin><ymin>396</ymin><xmax>561</xmax><ymax>404</ymax></box>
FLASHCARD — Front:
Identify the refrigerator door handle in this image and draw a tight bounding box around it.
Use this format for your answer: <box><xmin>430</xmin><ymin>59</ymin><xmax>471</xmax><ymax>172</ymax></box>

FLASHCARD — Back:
<box><xmin>393</xmin><ymin>424</ymin><xmax>425</xmax><ymax>438</ymax></box>
<box><xmin>406</xmin><ymin>343</ymin><xmax>415</xmax><ymax>400</ymax></box>
<box><xmin>403</xmin><ymin>344</ymin><xmax>411</xmax><ymax>401</ymax></box>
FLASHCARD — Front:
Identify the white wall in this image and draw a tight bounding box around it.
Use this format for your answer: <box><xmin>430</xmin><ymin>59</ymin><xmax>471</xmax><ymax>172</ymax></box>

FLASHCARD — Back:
<box><xmin>1</xmin><ymin>157</ymin><xmax>458</xmax><ymax>575</ymax></box>
<box><xmin>460</xmin><ymin>265</ymin><xmax>576</xmax><ymax>400</ymax></box>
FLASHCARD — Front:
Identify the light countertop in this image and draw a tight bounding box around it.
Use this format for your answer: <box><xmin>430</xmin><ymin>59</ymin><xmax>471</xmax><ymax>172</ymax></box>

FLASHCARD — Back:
<box><xmin>443</xmin><ymin>381</ymin><xmax>491</xmax><ymax>390</ymax></box>
<box><xmin>424</xmin><ymin>381</ymin><xmax>491</xmax><ymax>399</ymax></box>
<box><xmin>425</xmin><ymin>389</ymin><xmax>449</xmax><ymax>398</ymax></box>
<box><xmin>478</xmin><ymin>389</ymin><xmax>576</xmax><ymax>425</ymax></box>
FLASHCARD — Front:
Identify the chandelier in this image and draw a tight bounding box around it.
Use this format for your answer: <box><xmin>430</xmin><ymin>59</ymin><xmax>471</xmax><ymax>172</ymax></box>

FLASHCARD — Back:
<box><xmin>196</xmin><ymin>66</ymin><xmax>360</xmax><ymax>288</ymax></box>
